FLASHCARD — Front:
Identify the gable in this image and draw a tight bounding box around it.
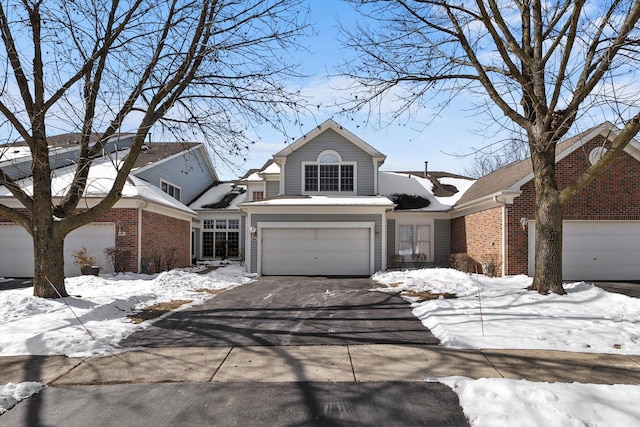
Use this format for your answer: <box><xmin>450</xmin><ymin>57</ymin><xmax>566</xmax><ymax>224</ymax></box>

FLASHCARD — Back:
<box><xmin>133</xmin><ymin>144</ymin><xmax>218</xmax><ymax>204</ymax></box>
<box><xmin>281</xmin><ymin>128</ymin><xmax>378</xmax><ymax>195</ymax></box>
<box><xmin>455</xmin><ymin>122</ymin><xmax>640</xmax><ymax>208</ymax></box>
<box><xmin>273</xmin><ymin>119</ymin><xmax>386</xmax><ymax>160</ymax></box>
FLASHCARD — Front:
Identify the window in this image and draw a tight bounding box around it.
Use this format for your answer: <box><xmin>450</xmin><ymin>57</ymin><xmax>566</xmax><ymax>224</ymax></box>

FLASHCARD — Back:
<box><xmin>252</xmin><ymin>191</ymin><xmax>264</xmax><ymax>201</ymax></box>
<box><xmin>160</xmin><ymin>180</ymin><xmax>181</xmax><ymax>201</ymax></box>
<box><xmin>202</xmin><ymin>219</ymin><xmax>240</xmax><ymax>259</ymax></box>
<box><xmin>398</xmin><ymin>224</ymin><xmax>431</xmax><ymax>260</ymax></box>
<box><xmin>303</xmin><ymin>151</ymin><xmax>355</xmax><ymax>193</ymax></box>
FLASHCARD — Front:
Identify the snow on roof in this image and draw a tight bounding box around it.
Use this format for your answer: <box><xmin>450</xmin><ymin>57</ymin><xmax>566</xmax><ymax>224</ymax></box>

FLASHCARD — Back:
<box><xmin>243</xmin><ymin>171</ymin><xmax>263</xmax><ymax>181</ymax></box>
<box><xmin>0</xmin><ymin>146</ymin><xmax>72</xmax><ymax>165</ymax></box>
<box><xmin>189</xmin><ymin>182</ymin><xmax>247</xmax><ymax>210</ymax></box>
<box><xmin>0</xmin><ymin>155</ymin><xmax>196</xmax><ymax>215</ymax></box>
<box><xmin>261</xmin><ymin>162</ymin><xmax>280</xmax><ymax>174</ymax></box>
<box><xmin>378</xmin><ymin>172</ymin><xmax>475</xmax><ymax>211</ymax></box>
<box><xmin>241</xmin><ymin>195</ymin><xmax>394</xmax><ymax>207</ymax></box>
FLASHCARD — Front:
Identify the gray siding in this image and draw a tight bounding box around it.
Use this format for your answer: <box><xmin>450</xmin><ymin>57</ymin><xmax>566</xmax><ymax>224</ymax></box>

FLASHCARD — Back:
<box><xmin>283</xmin><ymin>129</ymin><xmax>375</xmax><ymax>196</ymax></box>
<box><xmin>387</xmin><ymin>218</ymin><xmax>450</xmax><ymax>269</ymax></box>
<box><xmin>433</xmin><ymin>219</ymin><xmax>451</xmax><ymax>267</ymax></box>
<box><xmin>134</xmin><ymin>148</ymin><xmax>215</xmax><ymax>204</ymax></box>
<box><xmin>386</xmin><ymin>219</ymin><xmax>396</xmax><ymax>264</ymax></box>
<box><xmin>250</xmin><ymin>213</ymin><xmax>383</xmax><ymax>273</ymax></box>
<box><xmin>266</xmin><ymin>181</ymin><xmax>280</xmax><ymax>197</ymax></box>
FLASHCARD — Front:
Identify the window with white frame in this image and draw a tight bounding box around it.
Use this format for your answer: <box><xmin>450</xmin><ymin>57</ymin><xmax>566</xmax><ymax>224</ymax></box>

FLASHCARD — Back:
<box><xmin>303</xmin><ymin>151</ymin><xmax>355</xmax><ymax>193</ymax></box>
<box><xmin>252</xmin><ymin>191</ymin><xmax>264</xmax><ymax>201</ymax></box>
<box><xmin>397</xmin><ymin>223</ymin><xmax>432</xmax><ymax>260</ymax></box>
<box><xmin>202</xmin><ymin>219</ymin><xmax>240</xmax><ymax>258</ymax></box>
<box><xmin>160</xmin><ymin>180</ymin><xmax>181</xmax><ymax>201</ymax></box>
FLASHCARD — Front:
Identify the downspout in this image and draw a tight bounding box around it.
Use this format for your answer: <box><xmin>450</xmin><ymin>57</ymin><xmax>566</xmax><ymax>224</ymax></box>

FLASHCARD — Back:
<box><xmin>137</xmin><ymin>201</ymin><xmax>148</xmax><ymax>273</ymax></box>
<box><xmin>493</xmin><ymin>196</ymin><xmax>508</xmax><ymax>277</ymax></box>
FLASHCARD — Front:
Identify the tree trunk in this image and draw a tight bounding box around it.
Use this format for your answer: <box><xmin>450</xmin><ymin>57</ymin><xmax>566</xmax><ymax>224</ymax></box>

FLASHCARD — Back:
<box><xmin>31</xmin><ymin>133</ymin><xmax>69</xmax><ymax>298</ymax></box>
<box><xmin>32</xmin><ymin>226</ymin><xmax>68</xmax><ymax>298</ymax></box>
<box><xmin>528</xmin><ymin>148</ymin><xmax>566</xmax><ymax>295</ymax></box>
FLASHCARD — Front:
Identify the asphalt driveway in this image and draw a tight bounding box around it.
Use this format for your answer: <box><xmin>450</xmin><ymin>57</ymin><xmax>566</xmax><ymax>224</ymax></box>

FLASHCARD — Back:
<box><xmin>121</xmin><ymin>276</ymin><xmax>439</xmax><ymax>348</ymax></box>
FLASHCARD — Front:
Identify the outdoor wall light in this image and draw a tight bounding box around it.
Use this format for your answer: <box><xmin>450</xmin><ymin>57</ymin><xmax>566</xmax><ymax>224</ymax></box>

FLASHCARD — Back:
<box><xmin>374</xmin><ymin>225</ymin><xmax>380</xmax><ymax>235</ymax></box>
<box><xmin>250</xmin><ymin>226</ymin><xmax>257</xmax><ymax>239</ymax></box>
<box><xmin>520</xmin><ymin>217</ymin><xmax>528</xmax><ymax>231</ymax></box>
<box><xmin>117</xmin><ymin>220</ymin><xmax>126</xmax><ymax>236</ymax></box>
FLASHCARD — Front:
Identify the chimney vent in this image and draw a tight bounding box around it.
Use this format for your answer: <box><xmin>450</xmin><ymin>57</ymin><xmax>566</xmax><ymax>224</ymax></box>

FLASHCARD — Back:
<box><xmin>424</xmin><ymin>161</ymin><xmax>429</xmax><ymax>177</ymax></box>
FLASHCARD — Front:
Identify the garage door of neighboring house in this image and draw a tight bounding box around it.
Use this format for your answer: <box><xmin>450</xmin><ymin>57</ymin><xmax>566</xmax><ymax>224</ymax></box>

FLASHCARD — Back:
<box><xmin>528</xmin><ymin>221</ymin><xmax>640</xmax><ymax>281</ymax></box>
<box><xmin>259</xmin><ymin>223</ymin><xmax>374</xmax><ymax>276</ymax></box>
<box><xmin>0</xmin><ymin>223</ymin><xmax>115</xmax><ymax>277</ymax></box>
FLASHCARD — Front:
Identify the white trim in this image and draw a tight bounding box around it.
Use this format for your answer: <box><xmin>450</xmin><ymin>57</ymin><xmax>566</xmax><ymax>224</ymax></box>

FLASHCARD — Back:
<box><xmin>160</xmin><ymin>179</ymin><xmax>182</xmax><ymax>202</ymax></box>
<box><xmin>301</xmin><ymin>160</ymin><xmax>357</xmax><ymax>195</ymax></box>
<box><xmin>241</xmin><ymin>204</ymin><xmax>391</xmax><ymax>216</ymax></box>
<box><xmin>256</xmin><ymin>221</ymin><xmax>375</xmax><ymax>276</ymax></box>
<box><xmin>273</xmin><ymin>119</ymin><xmax>387</xmax><ymax>161</ymax></box>
<box><xmin>510</xmin><ymin>123</ymin><xmax>640</xmax><ymax>191</ymax></box>
<box><xmin>501</xmin><ymin>203</ymin><xmax>507</xmax><ymax>276</ymax></box>
<box><xmin>394</xmin><ymin>218</ymin><xmax>435</xmax><ymax>263</ymax></box>
<box><xmin>133</xmin><ymin>144</ymin><xmax>218</xmax><ymax>181</ymax></box>
<box><xmin>450</xmin><ymin>190</ymin><xmax>521</xmax><ymax>218</ymax></box>
<box><xmin>137</xmin><ymin>206</ymin><xmax>143</xmax><ymax>273</ymax></box>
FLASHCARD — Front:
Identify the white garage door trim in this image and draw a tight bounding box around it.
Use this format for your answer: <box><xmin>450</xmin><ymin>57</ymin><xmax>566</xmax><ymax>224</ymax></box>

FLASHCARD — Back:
<box><xmin>528</xmin><ymin>220</ymin><xmax>640</xmax><ymax>281</ymax></box>
<box><xmin>257</xmin><ymin>222</ymin><xmax>375</xmax><ymax>276</ymax></box>
<box><xmin>0</xmin><ymin>222</ymin><xmax>116</xmax><ymax>277</ymax></box>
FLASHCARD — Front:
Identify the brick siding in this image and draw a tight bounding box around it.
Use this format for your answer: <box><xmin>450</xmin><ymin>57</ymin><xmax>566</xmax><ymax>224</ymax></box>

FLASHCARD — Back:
<box><xmin>456</xmin><ymin>135</ymin><xmax>640</xmax><ymax>276</ymax></box>
<box><xmin>140</xmin><ymin>210</ymin><xmax>191</xmax><ymax>273</ymax></box>
<box><xmin>451</xmin><ymin>206</ymin><xmax>503</xmax><ymax>273</ymax></box>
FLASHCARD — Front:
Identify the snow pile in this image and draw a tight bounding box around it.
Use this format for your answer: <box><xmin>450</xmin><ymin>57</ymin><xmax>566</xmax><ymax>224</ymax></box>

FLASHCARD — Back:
<box><xmin>439</xmin><ymin>376</ymin><xmax>640</xmax><ymax>427</ymax></box>
<box><xmin>0</xmin><ymin>382</ymin><xmax>43</xmax><ymax>415</ymax></box>
<box><xmin>0</xmin><ymin>265</ymin><xmax>252</xmax><ymax>357</ymax></box>
<box><xmin>373</xmin><ymin>268</ymin><xmax>640</xmax><ymax>354</ymax></box>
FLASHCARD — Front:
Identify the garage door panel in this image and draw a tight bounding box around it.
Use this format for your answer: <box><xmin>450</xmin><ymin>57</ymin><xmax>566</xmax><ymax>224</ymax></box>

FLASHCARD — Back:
<box><xmin>0</xmin><ymin>223</ymin><xmax>115</xmax><ymax>277</ymax></box>
<box><xmin>261</xmin><ymin>227</ymin><xmax>371</xmax><ymax>276</ymax></box>
<box><xmin>529</xmin><ymin>221</ymin><xmax>640</xmax><ymax>281</ymax></box>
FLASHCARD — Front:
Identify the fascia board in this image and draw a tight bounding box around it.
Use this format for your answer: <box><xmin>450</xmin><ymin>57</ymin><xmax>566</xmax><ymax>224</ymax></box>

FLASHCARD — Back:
<box><xmin>387</xmin><ymin>211</ymin><xmax>451</xmax><ymax>220</ymax></box>
<box><xmin>450</xmin><ymin>190</ymin><xmax>521</xmax><ymax>218</ymax></box>
<box><xmin>239</xmin><ymin>204</ymin><xmax>390</xmax><ymax>216</ymax></box>
<box><xmin>272</xmin><ymin>119</ymin><xmax>387</xmax><ymax>160</ymax></box>
<box><xmin>510</xmin><ymin>122</ymin><xmax>629</xmax><ymax>190</ymax></box>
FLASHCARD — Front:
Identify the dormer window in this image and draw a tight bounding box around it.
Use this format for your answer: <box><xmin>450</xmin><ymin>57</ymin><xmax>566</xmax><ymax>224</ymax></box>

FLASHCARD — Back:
<box><xmin>303</xmin><ymin>151</ymin><xmax>355</xmax><ymax>193</ymax></box>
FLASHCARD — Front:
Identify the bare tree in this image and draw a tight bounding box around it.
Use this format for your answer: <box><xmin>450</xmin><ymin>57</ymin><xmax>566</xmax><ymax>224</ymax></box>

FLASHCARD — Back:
<box><xmin>0</xmin><ymin>0</ymin><xmax>309</xmax><ymax>298</ymax></box>
<box><xmin>339</xmin><ymin>0</ymin><xmax>640</xmax><ymax>294</ymax></box>
<box><xmin>464</xmin><ymin>137</ymin><xmax>530</xmax><ymax>178</ymax></box>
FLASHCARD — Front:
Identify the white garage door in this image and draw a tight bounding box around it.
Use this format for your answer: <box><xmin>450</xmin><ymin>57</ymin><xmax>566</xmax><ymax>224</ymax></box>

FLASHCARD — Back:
<box><xmin>260</xmin><ymin>226</ymin><xmax>372</xmax><ymax>276</ymax></box>
<box><xmin>0</xmin><ymin>223</ymin><xmax>115</xmax><ymax>277</ymax></box>
<box><xmin>528</xmin><ymin>221</ymin><xmax>640</xmax><ymax>281</ymax></box>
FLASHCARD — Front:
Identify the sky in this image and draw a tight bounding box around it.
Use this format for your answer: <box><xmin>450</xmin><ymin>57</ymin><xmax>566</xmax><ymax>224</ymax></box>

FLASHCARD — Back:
<box><xmin>3</xmin><ymin>266</ymin><xmax>640</xmax><ymax>424</ymax></box>
<box><xmin>211</xmin><ymin>0</ymin><xmax>498</xmax><ymax>180</ymax></box>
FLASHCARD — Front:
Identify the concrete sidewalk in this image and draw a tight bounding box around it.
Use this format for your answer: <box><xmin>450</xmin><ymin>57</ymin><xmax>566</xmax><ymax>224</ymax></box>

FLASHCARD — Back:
<box><xmin>2</xmin><ymin>344</ymin><xmax>640</xmax><ymax>387</ymax></box>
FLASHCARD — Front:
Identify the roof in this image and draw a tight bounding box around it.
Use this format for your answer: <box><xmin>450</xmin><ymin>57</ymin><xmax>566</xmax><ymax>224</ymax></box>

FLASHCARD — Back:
<box><xmin>272</xmin><ymin>119</ymin><xmax>387</xmax><ymax>162</ymax></box>
<box><xmin>378</xmin><ymin>171</ymin><xmax>475</xmax><ymax>211</ymax></box>
<box><xmin>0</xmin><ymin>155</ymin><xmax>196</xmax><ymax>216</ymax></box>
<box><xmin>11</xmin><ymin>132</ymin><xmax>104</xmax><ymax>147</ymax></box>
<box><xmin>132</xmin><ymin>142</ymin><xmax>201</xmax><ymax>169</ymax></box>
<box><xmin>240</xmin><ymin>195</ymin><xmax>395</xmax><ymax>207</ymax></box>
<box><xmin>455</xmin><ymin>122</ymin><xmax>627</xmax><ymax>206</ymax></box>
<box><xmin>189</xmin><ymin>182</ymin><xmax>247</xmax><ymax>210</ymax></box>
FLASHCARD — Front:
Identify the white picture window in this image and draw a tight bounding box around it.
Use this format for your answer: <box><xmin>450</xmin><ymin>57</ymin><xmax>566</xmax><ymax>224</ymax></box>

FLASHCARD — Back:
<box><xmin>398</xmin><ymin>224</ymin><xmax>431</xmax><ymax>260</ymax></box>
<box><xmin>303</xmin><ymin>151</ymin><xmax>355</xmax><ymax>193</ymax></box>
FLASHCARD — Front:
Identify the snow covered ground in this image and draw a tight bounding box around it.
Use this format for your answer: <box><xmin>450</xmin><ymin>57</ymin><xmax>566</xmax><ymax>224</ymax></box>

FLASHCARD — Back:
<box><xmin>372</xmin><ymin>269</ymin><xmax>640</xmax><ymax>426</ymax></box>
<box><xmin>2</xmin><ymin>266</ymin><xmax>640</xmax><ymax>425</ymax></box>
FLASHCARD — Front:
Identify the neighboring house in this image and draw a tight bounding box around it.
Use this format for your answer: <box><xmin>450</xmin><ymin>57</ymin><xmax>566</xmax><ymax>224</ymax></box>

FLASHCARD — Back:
<box><xmin>192</xmin><ymin>119</ymin><xmax>474</xmax><ymax>276</ymax></box>
<box><xmin>0</xmin><ymin>134</ymin><xmax>218</xmax><ymax>277</ymax></box>
<box><xmin>451</xmin><ymin>122</ymin><xmax>640</xmax><ymax>281</ymax></box>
